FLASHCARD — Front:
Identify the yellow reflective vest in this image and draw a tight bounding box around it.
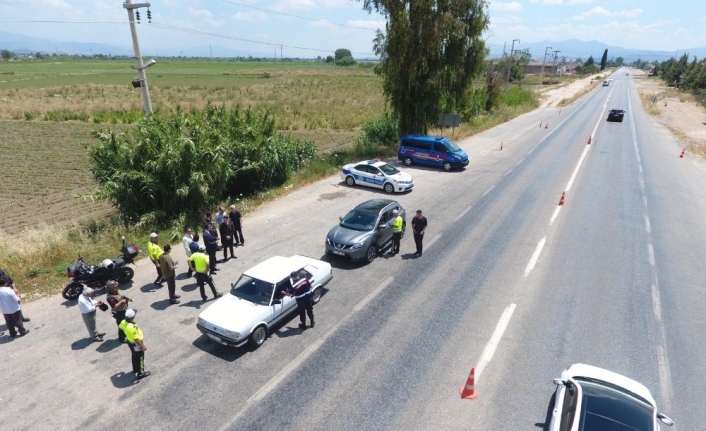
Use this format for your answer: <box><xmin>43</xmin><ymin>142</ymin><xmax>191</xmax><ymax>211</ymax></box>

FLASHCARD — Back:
<box><xmin>119</xmin><ymin>320</ymin><xmax>143</xmax><ymax>343</ymax></box>
<box><xmin>392</xmin><ymin>215</ymin><xmax>404</xmax><ymax>232</ymax></box>
<box><xmin>147</xmin><ymin>241</ymin><xmax>163</xmax><ymax>263</ymax></box>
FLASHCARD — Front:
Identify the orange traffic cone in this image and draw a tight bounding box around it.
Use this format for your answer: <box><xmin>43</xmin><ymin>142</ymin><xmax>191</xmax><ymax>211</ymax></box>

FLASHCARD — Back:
<box><xmin>679</xmin><ymin>148</ymin><xmax>685</xmax><ymax>158</ymax></box>
<box><xmin>558</xmin><ymin>192</ymin><xmax>565</xmax><ymax>206</ymax></box>
<box><xmin>587</xmin><ymin>136</ymin><xmax>592</xmax><ymax>145</ymax></box>
<box><xmin>545</xmin><ymin>123</ymin><xmax>548</xmax><ymax>129</ymax></box>
<box><xmin>460</xmin><ymin>368</ymin><xmax>478</xmax><ymax>399</ymax></box>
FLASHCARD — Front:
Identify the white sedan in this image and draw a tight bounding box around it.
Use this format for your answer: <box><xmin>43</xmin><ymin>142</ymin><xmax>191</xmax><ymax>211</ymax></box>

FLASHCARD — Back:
<box><xmin>549</xmin><ymin>363</ymin><xmax>674</xmax><ymax>431</ymax></box>
<box><xmin>197</xmin><ymin>255</ymin><xmax>333</xmax><ymax>348</ymax></box>
<box><xmin>341</xmin><ymin>159</ymin><xmax>414</xmax><ymax>194</ymax></box>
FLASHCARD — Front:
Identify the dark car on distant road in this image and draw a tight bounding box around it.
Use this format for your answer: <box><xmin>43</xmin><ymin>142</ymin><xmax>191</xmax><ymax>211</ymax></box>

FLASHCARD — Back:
<box><xmin>325</xmin><ymin>199</ymin><xmax>406</xmax><ymax>263</ymax></box>
<box><xmin>607</xmin><ymin>109</ymin><xmax>625</xmax><ymax>122</ymax></box>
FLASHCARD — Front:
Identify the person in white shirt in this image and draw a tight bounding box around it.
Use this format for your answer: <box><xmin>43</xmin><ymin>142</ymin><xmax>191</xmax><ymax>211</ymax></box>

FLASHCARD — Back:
<box><xmin>78</xmin><ymin>288</ymin><xmax>106</xmax><ymax>342</ymax></box>
<box><xmin>215</xmin><ymin>206</ymin><xmax>226</xmax><ymax>227</ymax></box>
<box><xmin>0</xmin><ymin>275</ymin><xmax>29</xmax><ymax>338</ymax></box>
<box><xmin>182</xmin><ymin>228</ymin><xmax>195</xmax><ymax>278</ymax></box>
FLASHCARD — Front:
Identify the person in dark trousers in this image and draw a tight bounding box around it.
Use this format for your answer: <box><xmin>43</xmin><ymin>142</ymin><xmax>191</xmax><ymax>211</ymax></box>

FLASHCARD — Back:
<box><xmin>119</xmin><ymin>309</ymin><xmax>150</xmax><ymax>380</ymax></box>
<box><xmin>411</xmin><ymin>209</ymin><xmax>428</xmax><ymax>257</ymax></box>
<box><xmin>158</xmin><ymin>244</ymin><xmax>180</xmax><ymax>305</ymax></box>
<box><xmin>0</xmin><ymin>275</ymin><xmax>29</xmax><ymax>337</ymax></box>
<box><xmin>188</xmin><ymin>245</ymin><xmax>222</xmax><ymax>302</ymax></box>
<box><xmin>390</xmin><ymin>209</ymin><xmax>404</xmax><ymax>255</ymax></box>
<box><xmin>0</xmin><ymin>269</ymin><xmax>30</xmax><ymax>322</ymax></box>
<box><xmin>105</xmin><ymin>280</ymin><xmax>130</xmax><ymax>343</ymax></box>
<box><xmin>282</xmin><ymin>271</ymin><xmax>314</xmax><ymax>329</ymax></box>
<box><xmin>219</xmin><ymin>215</ymin><xmax>236</xmax><ymax>260</ymax></box>
<box><xmin>229</xmin><ymin>204</ymin><xmax>245</xmax><ymax>246</ymax></box>
<box><xmin>202</xmin><ymin>223</ymin><xmax>219</xmax><ymax>271</ymax></box>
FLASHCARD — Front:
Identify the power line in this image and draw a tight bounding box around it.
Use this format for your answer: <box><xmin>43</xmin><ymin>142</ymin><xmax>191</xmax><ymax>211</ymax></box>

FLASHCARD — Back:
<box><xmin>219</xmin><ymin>0</ymin><xmax>379</xmax><ymax>31</ymax></box>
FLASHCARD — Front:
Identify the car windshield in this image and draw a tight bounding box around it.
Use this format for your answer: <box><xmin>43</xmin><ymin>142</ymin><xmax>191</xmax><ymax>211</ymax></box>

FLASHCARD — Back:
<box><xmin>340</xmin><ymin>209</ymin><xmax>378</xmax><ymax>231</ymax></box>
<box><xmin>445</xmin><ymin>140</ymin><xmax>461</xmax><ymax>152</ymax></box>
<box><xmin>230</xmin><ymin>275</ymin><xmax>274</xmax><ymax>305</ymax></box>
<box><xmin>575</xmin><ymin>378</ymin><xmax>654</xmax><ymax>431</ymax></box>
<box><xmin>378</xmin><ymin>163</ymin><xmax>400</xmax><ymax>175</ymax></box>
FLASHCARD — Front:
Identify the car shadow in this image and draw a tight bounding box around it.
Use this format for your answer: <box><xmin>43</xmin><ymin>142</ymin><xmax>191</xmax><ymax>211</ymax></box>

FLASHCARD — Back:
<box><xmin>71</xmin><ymin>338</ymin><xmax>94</xmax><ymax>350</ymax></box>
<box><xmin>110</xmin><ymin>371</ymin><xmax>140</xmax><ymax>389</ymax></box>
<box><xmin>275</xmin><ymin>325</ymin><xmax>307</xmax><ymax>339</ymax></box>
<box><xmin>318</xmin><ymin>254</ymin><xmax>363</xmax><ymax>271</ymax></box>
<box><xmin>336</xmin><ymin>181</ymin><xmax>414</xmax><ymax>196</ymax></box>
<box><xmin>150</xmin><ymin>299</ymin><xmax>171</xmax><ymax>311</ymax></box>
<box><xmin>191</xmin><ymin>334</ymin><xmax>251</xmax><ymax>363</ymax></box>
<box><xmin>96</xmin><ymin>338</ymin><xmax>124</xmax><ymax>353</ymax></box>
<box><xmin>534</xmin><ymin>392</ymin><xmax>556</xmax><ymax>431</ymax></box>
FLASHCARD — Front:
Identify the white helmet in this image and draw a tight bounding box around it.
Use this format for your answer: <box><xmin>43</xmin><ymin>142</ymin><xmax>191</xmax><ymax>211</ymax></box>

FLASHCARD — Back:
<box><xmin>102</xmin><ymin>259</ymin><xmax>115</xmax><ymax>270</ymax></box>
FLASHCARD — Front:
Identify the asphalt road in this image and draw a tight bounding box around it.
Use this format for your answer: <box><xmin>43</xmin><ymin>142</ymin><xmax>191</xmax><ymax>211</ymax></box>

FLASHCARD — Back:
<box><xmin>3</xmin><ymin>69</ymin><xmax>705</xmax><ymax>431</ymax></box>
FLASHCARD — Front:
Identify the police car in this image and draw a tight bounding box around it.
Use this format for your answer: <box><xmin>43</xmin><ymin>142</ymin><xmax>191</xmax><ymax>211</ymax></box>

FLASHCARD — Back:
<box><xmin>341</xmin><ymin>159</ymin><xmax>414</xmax><ymax>194</ymax></box>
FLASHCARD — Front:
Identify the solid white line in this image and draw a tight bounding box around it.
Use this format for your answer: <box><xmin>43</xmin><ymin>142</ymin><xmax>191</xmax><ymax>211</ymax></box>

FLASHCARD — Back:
<box><xmin>217</xmin><ymin>275</ymin><xmax>395</xmax><ymax>430</ymax></box>
<box><xmin>515</xmin><ymin>157</ymin><xmax>525</xmax><ymax>167</ymax></box>
<box><xmin>481</xmin><ymin>185</ymin><xmax>495</xmax><ymax>197</ymax></box>
<box><xmin>475</xmin><ymin>303</ymin><xmax>517</xmax><ymax>383</ymax></box>
<box><xmin>425</xmin><ymin>233</ymin><xmax>441</xmax><ymax>251</ymax></box>
<box><xmin>453</xmin><ymin>205</ymin><xmax>473</xmax><ymax>222</ymax></box>
<box><xmin>648</xmin><ymin>243</ymin><xmax>655</xmax><ymax>266</ymax></box>
<box><xmin>549</xmin><ymin>206</ymin><xmax>562</xmax><ymax>225</ymax></box>
<box><xmin>504</xmin><ymin>169</ymin><xmax>513</xmax><ymax>177</ymax></box>
<box><xmin>643</xmin><ymin>195</ymin><xmax>648</xmax><ymax>207</ymax></box>
<box><xmin>645</xmin><ymin>215</ymin><xmax>651</xmax><ymax>234</ymax></box>
<box><xmin>524</xmin><ymin>237</ymin><xmax>547</xmax><ymax>277</ymax></box>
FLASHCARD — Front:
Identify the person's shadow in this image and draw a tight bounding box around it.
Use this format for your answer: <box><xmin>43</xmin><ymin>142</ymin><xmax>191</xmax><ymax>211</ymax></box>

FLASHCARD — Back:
<box><xmin>150</xmin><ymin>299</ymin><xmax>170</xmax><ymax>311</ymax></box>
<box><xmin>110</xmin><ymin>371</ymin><xmax>140</xmax><ymax>389</ymax></box>
<box><xmin>96</xmin><ymin>338</ymin><xmax>124</xmax><ymax>353</ymax></box>
<box><xmin>400</xmin><ymin>252</ymin><xmax>419</xmax><ymax>260</ymax></box>
<box><xmin>71</xmin><ymin>338</ymin><xmax>94</xmax><ymax>350</ymax></box>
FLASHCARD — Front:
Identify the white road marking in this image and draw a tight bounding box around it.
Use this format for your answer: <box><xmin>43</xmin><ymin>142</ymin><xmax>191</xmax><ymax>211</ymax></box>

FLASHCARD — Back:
<box><xmin>648</xmin><ymin>242</ymin><xmax>655</xmax><ymax>266</ymax></box>
<box><xmin>638</xmin><ymin>164</ymin><xmax>643</xmax><ymax>173</ymax></box>
<box><xmin>651</xmin><ymin>284</ymin><xmax>662</xmax><ymax>322</ymax></box>
<box><xmin>504</xmin><ymin>169</ymin><xmax>513</xmax><ymax>177</ymax></box>
<box><xmin>549</xmin><ymin>206</ymin><xmax>562</xmax><ymax>225</ymax></box>
<box><xmin>643</xmin><ymin>195</ymin><xmax>648</xmax><ymax>207</ymax></box>
<box><xmin>524</xmin><ymin>237</ymin><xmax>547</xmax><ymax>277</ymax></box>
<box><xmin>425</xmin><ymin>233</ymin><xmax>441</xmax><ymax>251</ymax></box>
<box><xmin>527</xmin><ymin>147</ymin><xmax>536</xmax><ymax>155</ymax></box>
<box><xmin>565</xmin><ymin>145</ymin><xmax>590</xmax><ymax>192</ymax></box>
<box><xmin>453</xmin><ymin>205</ymin><xmax>473</xmax><ymax>222</ymax></box>
<box><xmin>481</xmin><ymin>185</ymin><xmax>495</xmax><ymax>197</ymax></box>
<box><xmin>217</xmin><ymin>275</ymin><xmax>394</xmax><ymax>430</ymax></box>
<box><xmin>475</xmin><ymin>303</ymin><xmax>516</xmax><ymax>383</ymax></box>
<box><xmin>645</xmin><ymin>215</ymin><xmax>651</xmax><ymax>234</ymax></box>
<box><xmin>515</xmin><ymin>157</ymin><xmax>525</xmax><ymax>167</ymax></box>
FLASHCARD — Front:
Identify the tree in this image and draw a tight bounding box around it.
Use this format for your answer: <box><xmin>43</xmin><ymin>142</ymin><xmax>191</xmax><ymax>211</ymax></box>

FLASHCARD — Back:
<box><xmin>335</xmin><ymin>48</ymin><xmax>352</xmax><ymax>61</ymax></box>
<box><xmin>1</xmin><ymin>49</ymin><xmax>13</xmax><ymax>61</ymax></box>
<box><xmin>335</xmin><ymin>56</ymin><xmax>356</xmax><ymax>66</ymax></box>
<box><xmin>600</xmin><ymin>49</ymin><xmax>608</xmax><ymax>70</ymax></box>
<box><xmin>360</xmin><ymin>0</ymin><xmax>489</xmax><ymax>135</ymax></box>
<box><xmin>325</xmin><ymin>55</ymin><xmax>334</xmax><ymax>63</ymax></box>
<box><xmin>615</xmin><ymin>56</ymin><xmax>624</xmax><ymax>67</ymax></box>
<box><xmin>575</xmin><ymin>57</ymin><xmax>583</xmax><ymax>64</ymax></box>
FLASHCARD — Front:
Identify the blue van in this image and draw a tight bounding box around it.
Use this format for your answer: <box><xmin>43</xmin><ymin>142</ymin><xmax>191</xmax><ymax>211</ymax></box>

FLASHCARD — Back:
<box><xmin>397</xmin><ymin>135</ymin><xmax>469</xmax><ymax>171</ymax></box>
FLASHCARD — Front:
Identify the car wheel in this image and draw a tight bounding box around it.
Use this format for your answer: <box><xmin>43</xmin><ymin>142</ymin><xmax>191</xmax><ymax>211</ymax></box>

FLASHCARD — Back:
<box><xmin>383</xmin><ymin>182</ymin><xmax>395</xmax><ymax>194</ymax></box>
<box><xmin>442</xmin><ymin>162</ymin><xmax>452</xmax><ymax>171</ymax></box>
<box><xmin>249</xmin><ymin>325</ymin><xmax>267</xmax><ymax>348</ymax></box>
<box><xmin>403</xmin><ymin>157</ymin><xmax>413</xmax><ymax>166</ymax></box>
<box><xmin>345</xmin><ymin>176</ymin><xmax>355</xmax><ymax>186</ymax></box>
<box><xmin>312</xmin><ymin>288</ymin><xmax>321</xmax><ymax>304</ymax></box>
<box><xmin>365</xmin><ymin>245</ymin><xmax>377</xmax><ymax>263</ymax></box>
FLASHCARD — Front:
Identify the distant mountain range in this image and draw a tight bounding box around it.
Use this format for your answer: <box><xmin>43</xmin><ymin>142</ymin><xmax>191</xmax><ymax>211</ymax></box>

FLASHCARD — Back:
<box><xmin>1</xmin><ymin>31</ymin><xmax>704</xmax><ymax>62</ymax></box>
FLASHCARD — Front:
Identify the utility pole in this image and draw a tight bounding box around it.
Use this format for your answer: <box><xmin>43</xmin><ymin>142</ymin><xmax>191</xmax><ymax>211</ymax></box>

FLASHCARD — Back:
<box><xmin>210</xmin><ymin>44</ymin><xmax>212</xmax><ymax>58</ymax></box>
<box><xmin>280</xmin><ymin>45</ymin><xmax>283</xmax><ymax>61</ymax></box>
<box><xmin>123</xmin><ymin>0</ymin><xmax>153</xmax><ymax>114</ymax></box>
<box><xmin>538</xmin><ymin>46</ymin><xmax>552</xmax><ymax>90</ymax></box>
<box><xmin>550</xmin><ymin>50</ymin><xmax>561</xmax><ymax>84</ymax></box>
<box><xmin>505</xmin><ymin>39</ymin><xmax>520</xmax><ymax>90</ymax></box>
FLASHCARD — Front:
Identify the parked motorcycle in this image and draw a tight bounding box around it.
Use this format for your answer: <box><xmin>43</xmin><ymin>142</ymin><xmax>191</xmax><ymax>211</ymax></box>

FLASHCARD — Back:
<box><xmin>62</xmin><ymin>237</ymin><xmax>140</xmax><ymax>300</ymax></box>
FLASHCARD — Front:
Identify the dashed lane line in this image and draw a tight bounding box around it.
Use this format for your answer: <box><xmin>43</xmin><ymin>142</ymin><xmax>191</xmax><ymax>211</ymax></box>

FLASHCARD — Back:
<box><xmin>475</xmin><ymin>303</ymin><xmax>517</xmax><ymax>383</ymax></box>
<box><xmin>453</xmin><ymin>205</ymin><xmax>473</xmax><ymax>222</ymax></box>
<box><xmin>524</xmin><ymin>237</ymin><xmax>546</xmax><ymax>277</ymax></box>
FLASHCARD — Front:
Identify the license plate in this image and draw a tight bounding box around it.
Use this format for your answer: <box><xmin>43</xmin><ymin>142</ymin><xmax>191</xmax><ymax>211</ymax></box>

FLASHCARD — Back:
<box><xmin>332</xmin><ymin>250</ymin><xmax>345</xmax><ymax>256</ymax></box>
<box><xmin>207</xmin><ymin>334</ymin><xmax>224</xmax><ymax>344</ymax></box>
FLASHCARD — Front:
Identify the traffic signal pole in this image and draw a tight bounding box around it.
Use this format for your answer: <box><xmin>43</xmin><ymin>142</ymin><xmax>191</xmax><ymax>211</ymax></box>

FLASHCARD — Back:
<box><xmin>123</xmin><ymin>0</ymin><xmax>153</xmax><ymax>113</ymax></box>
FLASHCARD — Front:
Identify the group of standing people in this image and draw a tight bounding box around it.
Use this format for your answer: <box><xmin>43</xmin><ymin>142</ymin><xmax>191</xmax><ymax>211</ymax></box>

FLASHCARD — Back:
<box><xmin>390</xmin><ymin>209</ymin><xmax>428</xmax><ymax>257</ymax></box>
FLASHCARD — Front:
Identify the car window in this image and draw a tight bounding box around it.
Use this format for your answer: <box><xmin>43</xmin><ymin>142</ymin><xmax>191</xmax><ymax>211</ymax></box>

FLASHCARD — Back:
<box><xmin>368</xmin><ymin>166</ymin><xmax>382</xmax><ymax>175</ymax></box>
<box><xmin>379</xmin><ymin>164</ymin><xmax>400</xmax><ymax>175</ymax></box>
<box><xmin>575</xmin><ymin>379</ymin><xmax>653</xmax><ymax>431</ymax></box>
<box><xmin>404</xmin><ymin>140</ymin><xmax>432</xmax><ymax>151</ymax></box>
<box><xmin>230</xmin><ymin>275</ymin><xmax>274</xmax><ymax>305</ymax></box>
<box><xmin>379</xmin><ymin>212</ymin><xmax>389</xmax><ymax>225</ymax></box>
<box><xmin>354</xmin><ymin>164</ymin><xmax>370</xmax><ymax>173</ymax></box>
<box><xmin>435</xmin><ymin>143</ymin><xmax>450</xmax><ymax>153</ymax></box>
<box><xmin>340</xmin><ymin>209</ymin><xmax>377</xmax><ymax>231</ymax></box>
<box><xmin>274</xmin><ymin>279</ymin><xmax>291</xmax><ymax>300</ymax></box>
<box><xmin>445</xmin><ymin>140</ymin><xmax>461</xmax><ymax>152</ymax></box>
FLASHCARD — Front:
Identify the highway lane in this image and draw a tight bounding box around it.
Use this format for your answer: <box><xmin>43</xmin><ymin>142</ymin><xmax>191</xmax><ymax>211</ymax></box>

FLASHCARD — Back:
<box><xmin>6</xmin><ymin>70</ymin><xmax>705</xmax><ymax>430</ymax></box>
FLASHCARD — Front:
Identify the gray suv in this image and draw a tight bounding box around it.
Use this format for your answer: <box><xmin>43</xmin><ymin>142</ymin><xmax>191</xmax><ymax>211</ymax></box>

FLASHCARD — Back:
<box><xmin>325</xmin><ymin>199</ymin><xmax>406</xmax><ymax>263</ymax></box>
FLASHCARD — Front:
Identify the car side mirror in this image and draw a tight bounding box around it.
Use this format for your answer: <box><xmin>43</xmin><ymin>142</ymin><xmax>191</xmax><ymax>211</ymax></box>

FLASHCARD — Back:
<box><xmin>378</xmin><ymin>223</ymin><xmax>387</xmax><ymax>229</ymax></box>
<box><xmin>657</xmin><ymin>413</ymin><xmax>674</xmax><ymax>426</ymax></box>
<box><xmin>552</xmin><ymin>378</ymin><xmax>565</xmax><ymax>386</ymax></box>
<box><xmin>272</xmin><ymin>299</ymin><xmax>281</xmax><ymax>305</ymax></box>
<box><xmin>339</xmin><ymin>216</ymin><xmax>343</xmax><ymax>221</ymax></box>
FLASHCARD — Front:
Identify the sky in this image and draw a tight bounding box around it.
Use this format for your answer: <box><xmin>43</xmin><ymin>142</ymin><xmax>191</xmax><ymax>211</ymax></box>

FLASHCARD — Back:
<box><xmin>0</xmin><ymin>0</ymin><xmax>703</xmax><ymax>57</ymax></box>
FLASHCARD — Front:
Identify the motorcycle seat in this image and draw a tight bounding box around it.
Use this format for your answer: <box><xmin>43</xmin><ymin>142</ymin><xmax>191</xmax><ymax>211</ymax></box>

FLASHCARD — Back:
<box><xmin>113</xmin><ymin>257</ymin><xmax>125</xmax><ymax>267</ymax></box>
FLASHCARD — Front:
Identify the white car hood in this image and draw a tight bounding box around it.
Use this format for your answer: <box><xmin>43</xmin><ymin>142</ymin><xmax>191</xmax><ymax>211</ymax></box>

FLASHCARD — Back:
<box><xmin>564</xmin><ymin>363</ymin><xmax>656</xmax><ymax>405</ymax></box>
<box><xmin>199</xmin><ymin>293</ymin><xmax>269</xmax><ymax>333</ymax></box>
<box><xmin>388</xmin><ymin>172</ymin><xmax>413</xmax><ymax>182</ymax></box>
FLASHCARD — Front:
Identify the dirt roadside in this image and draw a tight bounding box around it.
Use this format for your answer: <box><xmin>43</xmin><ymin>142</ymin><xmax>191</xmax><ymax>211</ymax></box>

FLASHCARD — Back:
<box><xmin>632</xmin><ymin>68</ymin><xmax>706</xmax><ymax>158</ymax></box>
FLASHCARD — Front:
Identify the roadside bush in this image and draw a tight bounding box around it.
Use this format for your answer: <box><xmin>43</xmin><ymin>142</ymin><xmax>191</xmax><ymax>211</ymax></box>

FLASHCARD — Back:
<box><xmin>85</xmin><ymin>105</ymin><xmax>316</xmax><ymax>228</ymax></box>
<box><xmin>499</xmin><ymin>87</ymin><xmax>537</xmax><ymax>107</ymax></box>
<box><xmin>361</xmin><ymin>112</ymin><xmax>398</xmax><ymax>147</ymax></box>
<box><xmin>335</xmin><ymin>56</ymin><xmax>357</xmax><ymax>67</ymax></box>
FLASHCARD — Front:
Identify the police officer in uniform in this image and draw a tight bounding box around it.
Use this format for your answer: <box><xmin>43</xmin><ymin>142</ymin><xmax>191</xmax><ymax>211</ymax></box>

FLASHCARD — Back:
<box><xmin>282</xmin><ymin>271</ymin><xmax>314</xmax><ymax>329</ymax></box>
<box><xmin>188</xmin><ymin>245</ymin><xmax>223</xmax><ymax>302</ymax></box>
<box><xmin>390</xmin><ymin>209</ymin><xmax>404</xmax><ymax>255</ymax></box>
<box><xmin>105</xmin><ymin>280</ymin><xmax>130</xmax><ymax>343</ymax></box>
<box><xmin>147</xmin><ymin>233</ymin><xmax>164</xmax><ymax>285</ymax></box>
<box><xmin>119</xmin><ymin>309</ymin><xmax>150</xmax><ymax>379</ymax></box>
